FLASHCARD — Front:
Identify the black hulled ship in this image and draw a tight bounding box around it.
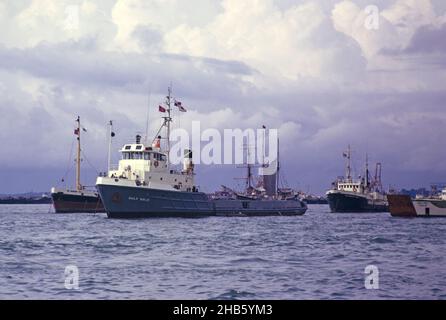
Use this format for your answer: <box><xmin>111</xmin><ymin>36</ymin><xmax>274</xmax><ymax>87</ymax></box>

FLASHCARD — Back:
<box><xmin>50</xmin><ymin>116</ymin><xmax>104</xmax><ymax>213</ymax></box>
<box><xmin>326</xmin><ymin>146</ymin><xmax>388</xmax><ymax>213</ymax></box>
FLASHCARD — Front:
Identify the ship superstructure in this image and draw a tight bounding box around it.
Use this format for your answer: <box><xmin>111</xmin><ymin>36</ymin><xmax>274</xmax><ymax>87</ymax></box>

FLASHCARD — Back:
<box><xmin>106</xmin><ymin>134</ymin><xmax>196</xmax><ymax>193</ymax></box>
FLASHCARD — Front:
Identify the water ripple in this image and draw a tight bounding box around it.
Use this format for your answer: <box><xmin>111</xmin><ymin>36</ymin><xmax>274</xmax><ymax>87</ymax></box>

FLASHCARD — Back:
<box><xmin>0</xmin><ymin>204</ymin><xmax>445</xmax><ymax>299</ymax></box>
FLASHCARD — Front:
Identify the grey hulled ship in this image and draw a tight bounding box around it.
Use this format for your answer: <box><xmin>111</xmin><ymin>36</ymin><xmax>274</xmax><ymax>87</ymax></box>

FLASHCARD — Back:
<box><xmin>326</xmin><ymin>146</ymin><xmax>388</xmax><ymax>213</ymax></box>
<box><xmin>388</xmin><ymin>186</ymin><xmax>446</xmax><ymax>218</ymax></box>
<box><xmin>96</xmin><ymin>88</ymin><xmax>307</xmax><ymax>218</ymax></box>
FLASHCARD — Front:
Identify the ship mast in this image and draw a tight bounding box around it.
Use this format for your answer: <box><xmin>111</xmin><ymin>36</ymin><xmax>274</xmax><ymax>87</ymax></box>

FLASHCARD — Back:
<box><xmin>364</xmin><ymin>153</ymin><xmax>371</xmax><ymax>191</ymax></box>
<box><xmin>165</xmin><ymin>87</ymin><xmax>173</xmax><ymax>165</ymax></box>
<box><xmin>235</xmin><ymin>138</ymin><xmax>257</xmax><ymax>193</ymax></box>
<box><xmin>246</xmin><ymin>138</ymin><xmax>253</xmax><ymax>190</ymax></box>
<box><xmin>107</xmin><ymin>120</ymin><xmax>113</xmax><ymax>173</ymax></box>
<box><xmin>75</xmin><ymin>116</ymin><xmax>81</xmax><ymax>191</ymax></box>
<box><xmin>276</xmin><ymin>136</ymin><xmax>280</xmax><ymax>194</ymax></box>
<box><xmin>152</xmin><ymin>87</ymin><xmax>173</xmax><ymax>166</ymax></box>
<box><xmin>345</xmin><ymin>144</ymin><xmax>352</xmax><ymax>182</ymax></box>
<box><xmin>374</xmin><ymin>162</ymin><xmax>383</xmax><ymax>192</ymax></box>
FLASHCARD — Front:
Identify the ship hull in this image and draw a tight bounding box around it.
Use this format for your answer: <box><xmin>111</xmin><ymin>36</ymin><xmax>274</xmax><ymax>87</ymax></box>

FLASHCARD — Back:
<box><xmin>97</xmin><ymin>182</ymin><xmax>307</xmax><ymax>219</ymax></box>
<box><xmin>51</xmin><ymin>190</ymin><xmax>104</xmax><ymax>213</ymax></box>
<box><xmin>327</xmin><ymin>192</ymin><xmax>388</xmax><ymax>213</ymax></box>
<box><xmin>388</xmin><ymin>195</ymin><xmax>446</xmax><ymax>217</ymax></box>
<box><xmin>96</xmin><ymin>183</ymin><xmax>215</xmax><ymax>218</ymax></box>
<box><xmin>213</xmin><ymin>199</ymin><xmax>307</xmax><ymax>216</ymax></box>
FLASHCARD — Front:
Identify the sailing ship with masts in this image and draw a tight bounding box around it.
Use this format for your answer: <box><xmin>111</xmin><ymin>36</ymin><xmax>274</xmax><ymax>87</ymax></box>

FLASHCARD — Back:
<box><xmin>211</xmin><ymin>135</ymin><xmax>307</xmax><ymax>216</ymax></box>
<box><xmin>96</xmin><ymin>87</ymin><xmax>307</xmax><ymax>218</ymax></box>
<box><xmin>326</xmin><ymin>145</ymin><xmax>388</xmax><ymax>213</ymax></box>
<box><xmin>50</xmin><ymin>116</ymin><xmax>104</xmax><ymax>213</ymax></box>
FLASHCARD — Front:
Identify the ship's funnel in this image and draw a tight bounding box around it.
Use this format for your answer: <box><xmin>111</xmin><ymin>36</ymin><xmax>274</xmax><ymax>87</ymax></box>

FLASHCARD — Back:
<box><xmin>263</xmin><ymin>173</ymin><xmax>277</xmax><ymax>196</ymax></box>
<box><xmin>261</xmin><ymin>160</ymin><xmax>278</xmax><ymax>196</ymax></box>
<box><xmin>183</xmin><ymin>149</ymin><xmax>194</xmax><ymax>174</ymax></box>
<box><xmin>136</xmin><ymin>135</ymin><xmax>141</xmax><ymax>144</ymax></box>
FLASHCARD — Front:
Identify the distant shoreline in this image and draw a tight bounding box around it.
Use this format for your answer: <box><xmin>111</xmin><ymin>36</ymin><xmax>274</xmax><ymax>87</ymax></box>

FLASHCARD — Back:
<box><xmin>0</xmin><ymin>193</ymin><xmax>52</xmax><ymax>205</ymax></box>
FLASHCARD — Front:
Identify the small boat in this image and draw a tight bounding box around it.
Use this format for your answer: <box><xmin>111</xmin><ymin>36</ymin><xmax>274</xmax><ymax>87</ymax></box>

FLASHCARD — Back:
<box><xmin>388</xmin><ymin>188</ymin><xmax>446</xmax><ymax>217</ymax></box>
<box><xmin>50</xmin><ymin>116</ymin><xmax>104</xmax><ymax>213</ymax></box>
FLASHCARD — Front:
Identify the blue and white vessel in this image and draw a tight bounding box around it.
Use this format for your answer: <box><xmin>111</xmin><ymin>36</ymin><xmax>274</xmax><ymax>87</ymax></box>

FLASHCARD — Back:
<box><xmin>96</xmin><ymin>88</ymin><xmax>307</xmax><ymax>218</ymax></box>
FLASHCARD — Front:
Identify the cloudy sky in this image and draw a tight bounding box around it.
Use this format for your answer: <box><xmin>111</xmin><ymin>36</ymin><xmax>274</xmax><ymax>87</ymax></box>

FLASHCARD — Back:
<box><xmin>0</xmin><ymin>0</ymin><xmax>445</xmax><ymax>195</ymax></box>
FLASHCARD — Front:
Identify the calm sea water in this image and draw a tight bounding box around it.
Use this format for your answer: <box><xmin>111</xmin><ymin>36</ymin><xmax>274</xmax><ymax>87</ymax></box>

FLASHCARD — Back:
<box><xmin>0</xmin><ymin>204</ymin><xmax>445</xmax><ymax>300</ymax></box>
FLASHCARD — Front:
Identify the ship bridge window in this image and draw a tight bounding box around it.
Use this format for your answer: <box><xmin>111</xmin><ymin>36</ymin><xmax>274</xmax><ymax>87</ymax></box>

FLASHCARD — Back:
<box><xmin>136</xmin><ymin>145</ymin><xmax>142</xmax><ymax>150</ymax></box>
<box><xmin>134</xmin><ymin>152</ymin><xmax>143</xmax><ymax>160</ymax></box>
<box><xmin>123</xmin><ymin>152</ymin><xmax>145</xmax><ymax>160</ymax></box>
<box><xmin>125</xmin><ymin>145</ymin><xmax>131</xmax><ymax>150</ymax></box>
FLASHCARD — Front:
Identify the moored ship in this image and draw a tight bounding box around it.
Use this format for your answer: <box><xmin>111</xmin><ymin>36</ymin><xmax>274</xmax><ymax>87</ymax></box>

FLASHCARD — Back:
<box><xmin>96</xmin><ymin>87</ymin><xmax>307</xmax><ymax>218</ymax></box>
<box><xmin>326</xmin><ymin>146</ymin><xmax>388</xmax><ymax>213</ymax></box>
<box><xmin>211</xmin><ymin>186</ymin><xmax>307</xmax><ymax>217</ymax></box>
<box><xmin>50</xmin><ymin>116</ymin><xmax>104</xmax><ymax>213</ymax></box>
<box><xmin>210</xmin><ymin>145</ymin><xmax>307</xmax><ymax>216</ymax></box>
<box><xmin>388</xmin><ymin>187</ymin><xmax>446</xmax><ymax>217</ymax></box>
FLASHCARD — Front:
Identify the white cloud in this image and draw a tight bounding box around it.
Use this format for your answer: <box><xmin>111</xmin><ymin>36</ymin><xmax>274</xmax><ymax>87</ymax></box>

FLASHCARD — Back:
<box><xmin>332</xmin><ymin>0</ymin><xmax>444</xmax><ymax>59</ymax></box>
<box><xmin>0</xmin><ymin>0</ymin><xmax>116</xmax><ymax>48</ymax></box>
<box><xmin>164</xmin><ymin>0</ymin><xmax>363</xmax><ymax>81</ymax></box>
<box><xmin>111</xmin><ymin>0</ymin><xmax>220</xmax><ymax>52</ymax></box>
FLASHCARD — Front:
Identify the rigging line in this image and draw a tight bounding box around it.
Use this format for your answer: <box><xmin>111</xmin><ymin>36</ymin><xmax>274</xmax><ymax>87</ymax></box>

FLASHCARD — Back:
<box><xmin>81</xmin><ymin>150</ymin><xmax>100</xmax><ymax>175</ymax></box>
<box><xmin>59</xmin><ymin>138</ymin><xmax>76</xmax><ymax>185</ymax></box>
<box><xmin>58</xmin><ymin>162</ymin><xmax>76</xmax><ymax>188</ymax></box>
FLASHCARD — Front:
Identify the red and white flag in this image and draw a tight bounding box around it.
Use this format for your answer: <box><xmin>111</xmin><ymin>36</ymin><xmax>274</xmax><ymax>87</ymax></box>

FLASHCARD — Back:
<box><xmin>159</xmin><ymin>105</ymin><xmax>166</xmax><ymax>113</ymax></box>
